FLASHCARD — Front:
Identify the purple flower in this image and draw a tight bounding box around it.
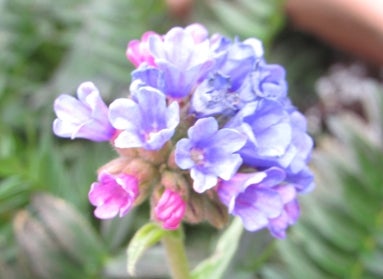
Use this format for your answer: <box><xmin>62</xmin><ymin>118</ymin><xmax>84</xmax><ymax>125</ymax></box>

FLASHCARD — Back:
<box><xmin>148</xmin><ymin>26</ymin><xmax>213</xmax><ymax>98</ymax></box>
<box><xmin>217</xmin><ymin>167</ymin><xmax>299</xmax><ymax>238</ymax></box>
<box><xmin>287</xmin><ymin>166</ymin><xmax>315</xmax><ymax>193</ymax></box>
<box><xmin>268</xmin><ymin>190</ymin><xmax>300</xmax><ymax>239</ymax></box>
<box><xmin>108</xmin><ymin>86</ymin><xmax>179</xmax><ymax>150</ymax></box>
<box><xmin>53</xmin><ymin>82</ymin><xmax>115</xmax><ymax>141</ymax></box>
<box><xmin>88</xmin><ymin>172</ymin><xmax>139</xmax><ymax>219</ymax></box>
<box><xmin>154</xmin><ymin>189</ymin><xmax>186</xmax><ymax>230</ymax></box>
<box><xmin>175</xmin><ymin>117</ymin><xmax>246</xmax><ymax>193</ymax></box>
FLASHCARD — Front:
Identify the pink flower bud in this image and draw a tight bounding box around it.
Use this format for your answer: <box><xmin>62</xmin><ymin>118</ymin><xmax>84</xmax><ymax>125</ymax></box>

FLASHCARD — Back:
<box><xmin>126</xmin><ymin>31</ymin><xmax>160</xmax><ymax>67</ymax></box>
<box><xmin>154</xmin><ymin>189</ymin><xmax>186</xmax><ymax>230</ymax></box>
<box><xmin>88</xmin><ymin>172</ymin><xmax>139</xmax><ymax>219</ymax></box>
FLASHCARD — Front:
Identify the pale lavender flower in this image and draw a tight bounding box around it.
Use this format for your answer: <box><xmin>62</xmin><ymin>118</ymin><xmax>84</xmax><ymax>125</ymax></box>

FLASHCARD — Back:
<box><xmin>53</xmin><ymin>82</ymin><xmax>115</xmax><ymax>141</ymax></box>
<box><xmin>88</xmin><ymin>172</ymin><xmax>139</xmax><ymax>219</ymax></box>
<box><xmin>217</xmin><ymin>167</ymin><xmax>299</xmax><ymax>238</ymax></box>
<box><xmin>149</xmin><ymin>26</ymin><xmax>213</xmax><ymax>98</ymax></box>
<box><xmin>154</xmin><ymin>189</ymin><xmax>186</xmax><ymax>230</ymax></box>
<box><xmin>175</xmin><ymin>117</ymin><xmax>246</xmax><ymax>193</ymax></box>
<box><xmin>109</xmin><ymin>86</ymin><xmax>179</xmax><ymax>150</ymax></box>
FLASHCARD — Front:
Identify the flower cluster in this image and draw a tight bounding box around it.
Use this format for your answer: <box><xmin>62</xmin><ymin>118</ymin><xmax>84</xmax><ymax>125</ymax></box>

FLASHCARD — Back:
<box><xmin>53</xmin><ymin>23</ymin><xmax>314</xmax><ymax>238</ymax></box>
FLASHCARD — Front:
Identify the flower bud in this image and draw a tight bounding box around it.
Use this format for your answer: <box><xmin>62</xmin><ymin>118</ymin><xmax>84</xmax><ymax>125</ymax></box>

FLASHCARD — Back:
<box><xmin>123</xmin><ymin>158</ymin><xmax>159</xmax><ymax>205</ymax></box>
<box><xmin>203</xmin><ymin>190</ymin><xmax>229</xmax><ymax>229</ymax></box>
<box><xmin>154</xmin><ymin>189</ymin><xmax>186</xmax><ymax>230</ymax></box>
<box><xmin>114</xmin><ymin>147</ymin><xmax>139</xmax><ymax>158</ymax></box>
<box><xmin>182</xmin><ymin>190</ymin><xmax>205</xmax><ymax>224</ymax></box>
<box><xmin>88</xmin><ymin>172</ymin><xmax>139</xmax><ymax>219</ymax></box>
<box><xmin>97</xmin><ymin>157</ymin><xmax>131</xmax><ymax>175</ymax></box>
<box><xmin>160</xmin><ymin>170</ymin><xmax>190</xmax><ymax>198</ymax></box>
<box><xmin>126</xmin><ymin>31</ymin><xmax>160</xmax><ymax>68</ymax></box>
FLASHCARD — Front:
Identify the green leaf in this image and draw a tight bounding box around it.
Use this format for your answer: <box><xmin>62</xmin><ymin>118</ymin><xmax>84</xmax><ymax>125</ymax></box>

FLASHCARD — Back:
<box><xmin>126</xmin><ymin>222</ymin><xmax>166</xmax><ymax>276</ymax></box>
<box><xmin>191</xmin><ymin>218</ymin><xmax>243</xmax><ymax>279</ymax></box>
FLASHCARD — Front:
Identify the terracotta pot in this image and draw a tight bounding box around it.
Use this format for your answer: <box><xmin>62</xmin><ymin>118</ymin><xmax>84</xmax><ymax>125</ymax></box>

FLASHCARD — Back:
<box><xmin>286</xmin><ymin>0</ymin><xmax>383</xmax><ymax>65</ymax></box>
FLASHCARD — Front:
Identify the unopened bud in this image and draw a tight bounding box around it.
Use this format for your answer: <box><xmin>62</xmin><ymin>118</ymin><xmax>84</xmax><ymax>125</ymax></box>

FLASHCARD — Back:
<box><xmin>203</xmin><ymin>190</ymin><xmax>229</xmax><ymax>229</ymax></box>
<box><xmin>167</xmin><ymin>150</ymin><xmax>178</xmax><ymax>170</ymax></box>
<box><xmin>123</xmin><ymin>158</ymin><xmax>159</xmax><ymax>205</ymax></box>
<box><xmin>183</xmin><ymin>190</ymin><xmax>205</xmax><ymax>224</ymax></box>
<box><xmin>160</xmin><ymin>171</ymin><xmax>190</xmax><ymax>198</ymax></box>
<box><xmin>153</xmin><ymin>189</ymin><xmax>186</xmax><ymax>230</ymax></box>
<box><xmin>97</xmin><ymin>157</ymin><xmax>131</xmax><ymax>175</ymax></box>
<box><xmin>115</xmin><ymin>147</ymin><xmax>139</xmax><ymax>158</ymax></box>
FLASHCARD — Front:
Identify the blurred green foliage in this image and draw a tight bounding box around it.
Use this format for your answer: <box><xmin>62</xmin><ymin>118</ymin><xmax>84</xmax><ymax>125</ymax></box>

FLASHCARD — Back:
<box><xmin>1</xmin><ymin>0</ymin><xmax>382</xmax><ymax>278</ymax></box>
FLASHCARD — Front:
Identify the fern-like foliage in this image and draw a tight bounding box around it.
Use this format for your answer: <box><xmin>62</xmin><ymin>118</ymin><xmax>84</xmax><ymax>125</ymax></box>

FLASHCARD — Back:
<box><xmin>261</xmin><ymin>83</ymin><xmax>383</xmax><ymax>279</ymax></box>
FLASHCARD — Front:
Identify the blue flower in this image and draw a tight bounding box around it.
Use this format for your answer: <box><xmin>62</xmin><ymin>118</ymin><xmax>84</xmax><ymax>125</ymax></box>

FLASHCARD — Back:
<box><xmin>175</xmin><ymin>117</ymin><xmax>246</xmax><ymax>193</ymax></box>
<box><xmin>53</xmin><ymin>82</ymin><xmax>115</xmax><ymax>141</ymax></box>
<box><xmin>227</xmin><ymin>100</ymin><xmax>314</xmax><ymax>193</ymax></box>
<box><xmin>190</xmin><ymin>41</ymin><xmax>285</xmax><ymax>117</ymax></box>
<box><xmin>190</xmin><ymin>73</ymin><xmax>234</xmax><ymax>117</ymax></box>
<box><xmin>226</xmin><ymin>100</ymin><xmax>293</xmax><ymax>162</ymax></box>
<box><xmin>108</xmin><ymin>86</ymin><xmax>179</xmax><ymax>150</ymax></box>
<box><xmin>238</xmin><ymin>62</ymin><xmax>288</xmax><ymax>102</ymax></box>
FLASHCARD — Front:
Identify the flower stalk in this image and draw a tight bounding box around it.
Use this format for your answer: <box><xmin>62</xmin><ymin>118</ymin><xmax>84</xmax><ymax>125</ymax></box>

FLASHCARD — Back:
<box><xmin>162</xmin><ymin>228</ymin><xmax>190</xmax><ymax>279</ymax></box>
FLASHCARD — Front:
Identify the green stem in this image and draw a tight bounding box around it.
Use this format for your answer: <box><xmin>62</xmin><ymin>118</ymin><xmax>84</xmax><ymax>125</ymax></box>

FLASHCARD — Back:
<box><xmin>162</xmin><ymin>228</ymin><xmax>190</xmax><ymax>279</ymax></box>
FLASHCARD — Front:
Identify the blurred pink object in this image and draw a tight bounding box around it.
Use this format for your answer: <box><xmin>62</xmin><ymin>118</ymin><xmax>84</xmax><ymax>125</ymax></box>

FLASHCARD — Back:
<box><xmin>126</xmin><ymin>31</ymin><xmax>160</xmax><ymax>67</ymax></box>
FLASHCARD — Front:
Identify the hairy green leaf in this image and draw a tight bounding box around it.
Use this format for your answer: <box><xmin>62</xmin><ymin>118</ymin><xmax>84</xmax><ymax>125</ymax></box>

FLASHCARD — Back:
<box><xmin>126</xmin><ymin>222</ymin><xmax>166</xmax><ymax>276</ymax></box>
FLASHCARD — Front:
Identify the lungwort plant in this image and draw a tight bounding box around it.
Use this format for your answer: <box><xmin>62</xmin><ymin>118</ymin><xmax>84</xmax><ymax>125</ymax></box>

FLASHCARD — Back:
<box><xmin>51</xmin><ymin>23</ymin><xmax>314</xmax><ymax>279</ymax></box>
